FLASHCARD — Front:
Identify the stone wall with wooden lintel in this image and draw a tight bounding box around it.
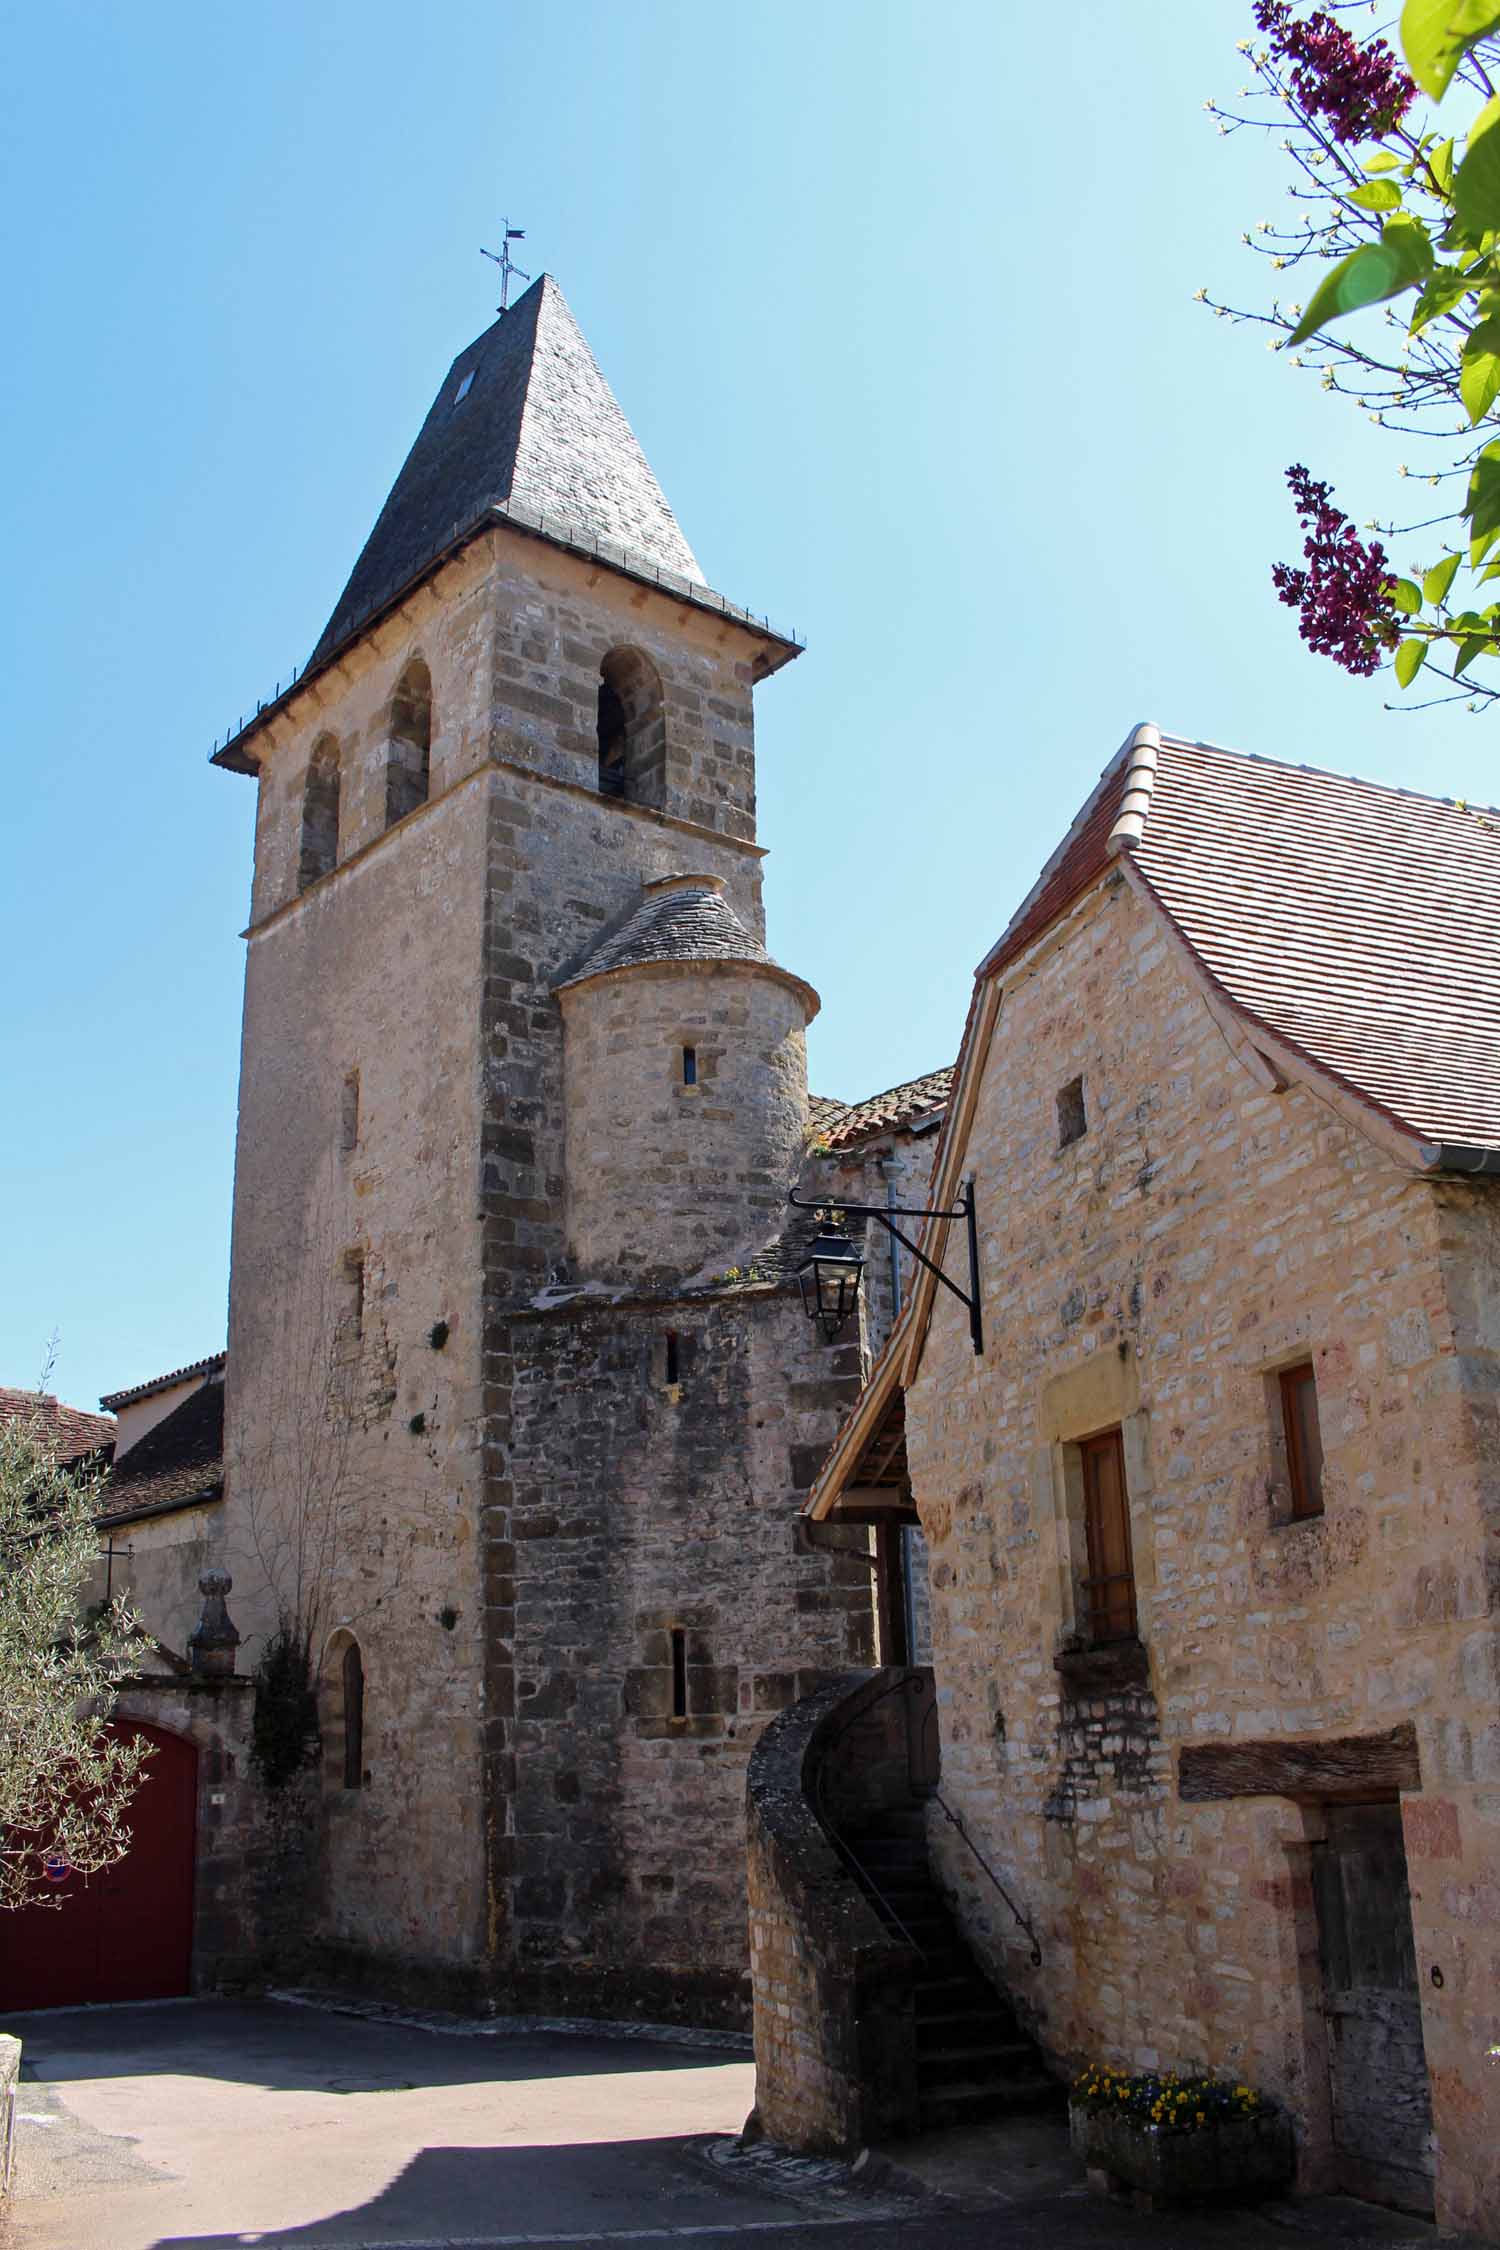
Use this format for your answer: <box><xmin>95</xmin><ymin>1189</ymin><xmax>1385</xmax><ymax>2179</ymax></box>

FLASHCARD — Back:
<box><xmin>746</xmin><ymin>1668</ymin><xmax>932</xmax><ymax>2152</ymax></box>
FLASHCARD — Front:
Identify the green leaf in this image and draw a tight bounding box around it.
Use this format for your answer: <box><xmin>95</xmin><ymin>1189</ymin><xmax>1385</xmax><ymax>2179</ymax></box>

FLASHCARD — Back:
<box><xmin>1289</xmin><ymin>217</ymin><xmax>1435</xmax><ymax>345</ymax></box>
<box><xmin>1403</xmin><ymin>0</ymin><xmax>1500</xmax><ymax>103</ymax></box>
<box><xmin>1395</xmin><ymin>637</ymin><xmax>1429</xmax><ymax>685</ymax></box>
<box><xmin>1429</xmin><ymin>138</ymin><xmax>1457</xmax><ymax>196</ymax></box>
<box><xmin>1469</xmin><ymin>443</ymin><xmax>1500</xmax><ymax>559</ymax></box>
<box><xmin>1463</xmin><ymin>312</ymin><xmax>1500</xmax><ymax>419</ymax></box>
<box><xmin>1366</xmin><ymin>150</ymin><xmax>1404</xmax><ymax>173</ymax></box>
<box><xmin>1410</xmin><ymin>262</ymin><xmax>1479</xmax><ymax>331</ymax></box>
<box><xmin>1425</xmin><ymin>552</ymin><xmax>1463</xmax><ymax>602</ymax></box>
<box><xmin>1454</xmin><ymin>631</ymin><xmax>1491</xmax><ymax>673</ymax></box>
<box><xmin>1348</xmin><ymin>179</ymin><xmax>1403</xmax><ymax>212</ymax></box>
<box><xmin>1455</xmin><ymin>95</ymin><xmax>1500</xmax><ymax>234</ymax></box>
<box><xmin>1390</xmin><ymin>576</ymin><xmax>1424</xmax><ymax>615</ymax></box>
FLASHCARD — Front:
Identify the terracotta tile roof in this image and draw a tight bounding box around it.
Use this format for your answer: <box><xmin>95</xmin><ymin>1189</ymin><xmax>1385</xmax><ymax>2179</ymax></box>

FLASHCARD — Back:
<box><xmin>979</xmin><ymin>724</ymin><xmax>1500</xmax><ymax>1161</ymax></box>
<box><xmin>1127</xmin><ymin>738</ymin><xmax>1500</xmax><ymax>1157</ymax></box>
<box><xmin>99</xmin><ymin>1379</ymin><xmax>224</xmax><ymax>1525</ymax></box>
<box><xmin>813</xmin><ymin>1067</ymin><xmax>955</xmax><ymax>1151</ymax></box>
<box><xmin>807</xmin><ymin>1093</ymin><xmax>849</xmax><ymax>1135</ymax></box>
<box><xmin>99</xmin><ymin>1351</ymin><xmax>226</xmax><ymax>1414</ymax></box>
<box><xmin>0</xmin><ymin>1389</ymin><xmax>115</xmax><ymax>1464</ymax></box>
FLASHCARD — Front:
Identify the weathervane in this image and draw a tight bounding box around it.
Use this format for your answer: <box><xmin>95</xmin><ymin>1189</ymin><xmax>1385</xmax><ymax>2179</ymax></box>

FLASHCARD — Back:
<box><xmin>481</xmin><ymin>220</ymin><xmax>531</xmax><ymax>312</ymax></box>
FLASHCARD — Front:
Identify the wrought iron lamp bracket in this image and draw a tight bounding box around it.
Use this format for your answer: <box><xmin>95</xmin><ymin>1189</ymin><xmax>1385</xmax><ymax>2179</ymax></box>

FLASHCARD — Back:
<box><xmin>789</xmin><ymin>1178</ymin><xmax>983</xmax><ymax>1355</ymax></box>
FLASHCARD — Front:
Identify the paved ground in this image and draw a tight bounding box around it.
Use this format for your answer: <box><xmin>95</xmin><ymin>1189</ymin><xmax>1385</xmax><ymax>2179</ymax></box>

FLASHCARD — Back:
<box><xmin>0</xmin><ymin>1996</ymin><xmax>1463</xmax><ymax>2250</ymax></box>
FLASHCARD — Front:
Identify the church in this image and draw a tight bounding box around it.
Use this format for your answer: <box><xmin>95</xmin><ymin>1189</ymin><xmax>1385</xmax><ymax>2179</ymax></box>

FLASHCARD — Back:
<box><xmin>0</xmin><ymin>275</ymin><xmax>945</xmax><ymax>2024</ymax></box>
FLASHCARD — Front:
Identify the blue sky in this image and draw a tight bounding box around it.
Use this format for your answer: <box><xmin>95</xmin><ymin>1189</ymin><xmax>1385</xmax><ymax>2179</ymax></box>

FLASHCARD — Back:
<box><xmin>4</xmin><ymin>0</ymin><xmax>1494</xmax><ymax>1410</ymax></box>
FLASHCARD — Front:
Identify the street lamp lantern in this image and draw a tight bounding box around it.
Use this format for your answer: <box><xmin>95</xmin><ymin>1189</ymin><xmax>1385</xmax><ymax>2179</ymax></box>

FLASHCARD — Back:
<box><xmin>788</xmin><ymin>1177</ymin><xmax>984</xmax><ymax>1355</ymax></box>
<box><xmin>796</xmin><ymin>1224</ymin><xmax>865</xmax><ymax>1341</ymax></box>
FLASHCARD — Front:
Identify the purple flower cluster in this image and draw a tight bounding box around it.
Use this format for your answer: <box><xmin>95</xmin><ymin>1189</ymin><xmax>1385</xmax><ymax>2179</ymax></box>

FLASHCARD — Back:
<box><xmin>1271</xmin><ymin>464</ymin><xmax>1398</xmax><ymax>676</ymax></box>
<box><xmin>1253</xmin><ymin>1</ymin><xmax>1416</xmax><ymax>143</ymax></box>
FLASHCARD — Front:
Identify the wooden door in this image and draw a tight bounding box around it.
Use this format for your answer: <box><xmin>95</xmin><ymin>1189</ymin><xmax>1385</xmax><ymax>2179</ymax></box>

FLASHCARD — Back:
<box><xmin>0</xmin><ymin>1721</ymin><xmax>197</xmax><ymax>2011</ymax></box>
<box><xmin>1312</xmin><ymin>1801</ymin><xmax>1434</xmax><ymax>2214</ymax></box>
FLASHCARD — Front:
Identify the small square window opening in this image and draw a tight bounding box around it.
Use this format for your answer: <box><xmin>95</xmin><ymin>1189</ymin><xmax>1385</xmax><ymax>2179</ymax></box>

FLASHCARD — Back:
<box><xmin>1057</xmin><ymin>1076</ymin><xmax>1087</xmax><ymax>1149</ymax></box>
<box><xmin>1280</xmin><ymin>1360</ymin><xmax>1325</xmax><ymax>1519</ymax></box>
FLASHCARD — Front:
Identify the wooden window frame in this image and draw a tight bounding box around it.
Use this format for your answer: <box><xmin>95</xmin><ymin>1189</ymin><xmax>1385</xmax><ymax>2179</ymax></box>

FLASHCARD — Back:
<box><xmin>1280</xmin><ymin>1359</ymin><xmax>1325</xmax><ymax>1521</ymax></box>
<box><xmin>1078</xmin><ymin>1425</ymin><xmax>1138</xmax><ymax>1646</ymax></box>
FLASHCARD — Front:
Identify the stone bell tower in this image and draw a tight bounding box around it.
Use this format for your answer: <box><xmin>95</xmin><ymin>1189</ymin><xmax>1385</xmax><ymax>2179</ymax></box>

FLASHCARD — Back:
<box><xmin>213</xmin><ymin>274</ymin><xmax>874</xmax><ymax>2021</ymax></box>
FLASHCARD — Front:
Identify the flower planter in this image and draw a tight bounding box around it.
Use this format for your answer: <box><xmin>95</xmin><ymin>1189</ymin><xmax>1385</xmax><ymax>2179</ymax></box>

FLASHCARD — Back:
<box><xmin>1070</xmin><ymin>2099</ymin><xmax>1295</xmax><ymax>2206</ymax></box>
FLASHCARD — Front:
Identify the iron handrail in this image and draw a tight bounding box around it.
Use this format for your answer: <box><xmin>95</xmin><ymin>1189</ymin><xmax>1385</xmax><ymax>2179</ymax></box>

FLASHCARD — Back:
<box><xmin>930</xmin><ymin>1791</ymin><xmax>1043</xmax><ymax>1967</ymax></box>
<box><xmin>811</xmin><ymin>1670</ymin><xmax>935</xmax><ymax>1958</ymax></box>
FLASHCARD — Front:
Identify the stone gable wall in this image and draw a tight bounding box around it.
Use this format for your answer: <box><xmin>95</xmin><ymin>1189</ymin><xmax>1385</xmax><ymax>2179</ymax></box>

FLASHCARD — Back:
<box><xmin>905</xmin><ymin>870</ymin><xmax>1500</xmax><ymax>2232</ymax></box>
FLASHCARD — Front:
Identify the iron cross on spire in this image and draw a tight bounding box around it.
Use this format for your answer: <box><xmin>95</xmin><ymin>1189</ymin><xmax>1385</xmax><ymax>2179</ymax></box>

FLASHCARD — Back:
<box><xmin>481</xmin><ymin>221</ymin><xmax>530</xmax><ymax>312</ymax></box>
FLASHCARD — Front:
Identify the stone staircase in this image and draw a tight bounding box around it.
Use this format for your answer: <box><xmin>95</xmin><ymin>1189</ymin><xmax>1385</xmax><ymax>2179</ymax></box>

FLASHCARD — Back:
<box><xmin>837</xmin><ymin>1806</ymin><xmax>1060</xmax><ymax>2131</ymax></box>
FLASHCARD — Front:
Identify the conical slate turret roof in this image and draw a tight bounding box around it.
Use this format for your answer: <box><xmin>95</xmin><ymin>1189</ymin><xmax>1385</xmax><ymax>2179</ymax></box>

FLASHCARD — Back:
<box><xmin>310</xmin><ymin>274</ymin><xmax>703</xmax><ymax>666</ymax></box>
<box><xmin>557</xmin><ymin>876</ymin><xmax>818</xmax><ymax>1017</ymax></box>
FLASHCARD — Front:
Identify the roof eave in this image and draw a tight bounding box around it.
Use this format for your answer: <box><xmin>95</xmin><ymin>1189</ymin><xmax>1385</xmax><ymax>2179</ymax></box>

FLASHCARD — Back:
<box><xmin>555</xmin><ymin>952</ymin><xmax>821</xmax><ymax>1022</ymax></box>
<box><xmin>209</xmin><ymin>501</ymin><xmax>803</xmax><ymax>777</ymax></box>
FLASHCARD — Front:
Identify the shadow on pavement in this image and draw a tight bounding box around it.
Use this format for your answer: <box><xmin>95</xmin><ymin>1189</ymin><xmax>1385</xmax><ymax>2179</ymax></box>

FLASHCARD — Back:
<box><xmin>140</xmin><ymin>2133</ymin><xmax>857</xmax><ymax>2247</ymax></box>
<box><xmin>3</xmin><ymin>1995</ymin><xmax>738</xmax><ymax>2096</ymax></box>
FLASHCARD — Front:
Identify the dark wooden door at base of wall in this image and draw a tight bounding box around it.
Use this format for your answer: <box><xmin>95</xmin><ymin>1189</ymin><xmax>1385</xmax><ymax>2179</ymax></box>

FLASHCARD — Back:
<box><xmin>1312</xmin><ymin>1801</ymin><xmax>1435</xmax><ymax>2217</ymax></box>
<box><xmin>0</xmin><ymin>1721</ymin><xmax>197</xmax><ymax>2011</ymax></box>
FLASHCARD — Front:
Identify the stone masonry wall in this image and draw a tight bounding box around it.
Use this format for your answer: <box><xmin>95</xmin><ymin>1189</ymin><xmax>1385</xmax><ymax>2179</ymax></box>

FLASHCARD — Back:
<box><xmin>226</xmin><ymin>621</ymin><xmax>497</xmax><ymax>1981</ymax></box>
<box><xmin>498</xmin><ymin>1289</ymin><xmax>874</xmax><ymax>2025</ymax></box>
<box><xmin>221</xmin><ymin>522</ymin><xmax>875</xmax><ymax>2015</ymax></box>
<box><xmin>561</xmin><ymin>960</ymin><xmax>812</xmax><ymax>1287</ymax></box>
<box><xmin>905</xmin><ymin>870</ymin><xmax>1500</xmax><ymax>2234</ymax></box>
<box><xmin>747</xmin><ymin>1673</ymin><xmax>922</xmax><ymax>2150</ymax></box>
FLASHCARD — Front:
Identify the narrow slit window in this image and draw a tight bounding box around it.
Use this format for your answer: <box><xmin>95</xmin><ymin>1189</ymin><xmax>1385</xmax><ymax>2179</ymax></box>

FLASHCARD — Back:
<box><xmin>665</xmin><ymin>1331</ymin><xmax>680</xmax><ymax>1385</ymax></box>
<box><xmin>453</xmin><ymin>369</ymin><xmax>475</xmax><ymax>405</ymax></box>
<box><xmin>342</xmin><ymin>1641</ymin><xmax>365</xmax><ymax>1789</ymax></box>
<box><xmin>1057</xmin><ymin>1075</ymin><xmax>1087</xmax><ymax>1149</ymax></box>
<box><xmin>1280</xmin><ymin>1361</ymin><xmax>1325</xmax><ymax>1519</ymax></box>
<box><xmin>682</xmin><ymin>1045</ymin><xmax>697</xmax><ymax>1086</ymax></box>
<box><xmin>1079</xmin><ymin>1426</ymin><xmax>1137</xmax><ymax>1645</ymax></box>
<box><xmin>341</xmin><ymin>1069</ymin><xmax>360</xmax><ymax>1154</ymax></box>
<box><xmin>343</xmin><ymin>1250</ymin><xmax>365</xmax><ymax>1341</ymax></box>
<box><xmin>670</xmin><ymin>1627</ymin><xmax>688</xmax><ymax>1719</ymax></box>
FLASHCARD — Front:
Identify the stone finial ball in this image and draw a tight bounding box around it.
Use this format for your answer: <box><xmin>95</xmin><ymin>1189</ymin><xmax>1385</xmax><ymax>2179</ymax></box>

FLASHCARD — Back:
<box><xmin>199</xmin><ymin>1566</ymin><xmax>233</xmax><ymax>1598</ymax></box>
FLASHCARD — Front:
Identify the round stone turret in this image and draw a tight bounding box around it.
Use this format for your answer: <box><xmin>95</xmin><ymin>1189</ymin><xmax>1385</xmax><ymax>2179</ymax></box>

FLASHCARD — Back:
<box><xmin>556</xmin><ymin>874</ymin><xmax>819</xmax><ymax>1286</ymax></box>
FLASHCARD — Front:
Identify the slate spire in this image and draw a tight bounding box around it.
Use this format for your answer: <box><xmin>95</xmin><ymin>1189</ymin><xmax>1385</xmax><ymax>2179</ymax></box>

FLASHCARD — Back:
<box><xmin>311</xmin><ymin>274</ymin><xmax>704</xmax><ymax>666</ymax></box>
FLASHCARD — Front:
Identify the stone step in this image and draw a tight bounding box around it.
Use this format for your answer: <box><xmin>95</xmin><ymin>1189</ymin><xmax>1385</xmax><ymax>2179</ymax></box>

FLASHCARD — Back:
<box><xmin>916</xmin><ymin>2004</ymin><xmax>1026</xmax><ymax>2047</ymax></box>
<box><xmin>919</xmin><ymin>2071</ymin><xmax>1063</xmax><ymax>2128</ymax></box>
<box><xmin>920</xmin><ymin>2033</ymin><xmax>1038</xmax><ymax>2071</ymax></box>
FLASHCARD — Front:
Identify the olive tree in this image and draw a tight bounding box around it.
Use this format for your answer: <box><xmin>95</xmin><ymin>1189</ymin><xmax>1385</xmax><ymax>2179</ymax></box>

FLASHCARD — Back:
<box><xmin>0</xmin><ymin>1403</ymin><xmax>149</xmax><ymax>1910</ymax></box>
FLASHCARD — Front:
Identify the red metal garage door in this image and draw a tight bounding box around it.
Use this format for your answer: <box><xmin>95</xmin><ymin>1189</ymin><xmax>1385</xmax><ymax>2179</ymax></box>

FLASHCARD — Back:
<box><xmin>0</xmin><ymin>1720</ymin><xmax>197</xmax><ymax>2011</ymax></box>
